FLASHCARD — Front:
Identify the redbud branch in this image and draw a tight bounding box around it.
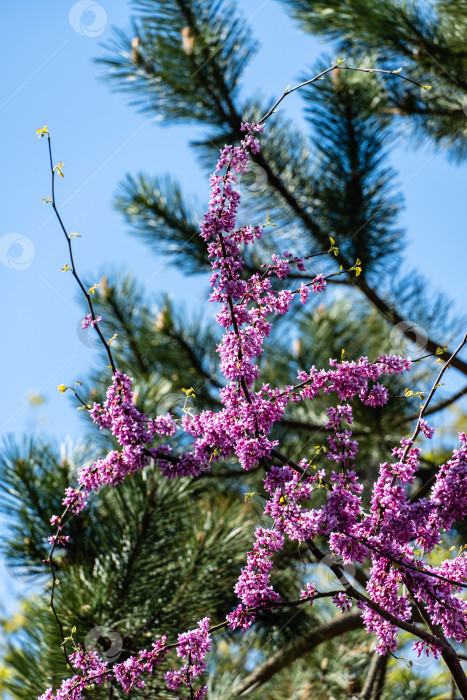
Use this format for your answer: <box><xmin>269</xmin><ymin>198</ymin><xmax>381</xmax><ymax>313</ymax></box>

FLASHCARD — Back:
<box><xmin>239</xmin><ymin>249</ymin><xmax>331</xmax><ymax>305</ymax></box>
<box><xmin>56</xmin><ymin>591</ymin><xmax>342</xmax><ymax>697</ymax></box>
<box><xmin>272</xmin><ymin>349</ymin><xmax>395</xmax><ymax>401</ymax></box>
<box><xmin>45</xmin><ymin>134</ymin><xmax>116</xmax><ymax>374</ymax></box>
<box><xmin>258</xmin><ymin>64</ymin><xmax>429</xmax><ymax>125</ymax></box>
<box><xmin>47</xmin><ymin>545</ymin><xmax>69</xmax><ymax>664</ymax></box>
<box><xmin>289</xmin><ymin>267</ymin><xmax>352</xmax><ymax>295</ymax></box>
<box><xmin>398</xmin><ymin>382</ymin><xmax>467</xmax><ymax>424</ymax></box>
<box><xmin>373</xmin><ymin>330</ymin><xmax>467</xmax><ymax>526</ymax></box>
<box><xmin>341</xmin><ymin>529</ymin><xmax>467</xmax><ymax>590</ymax></box>
<box><xmin>46</xmin><ymin>485</ymin><xmax>88</xmax><ymax>660</ymax></box>
<box><xmin>401</xmin><ymin>330</ymin><xmax>467</xmax><ymax>464</ymax></box>
<box><xmin>305</xmin><ymin>538</ymin><xmax>466</xmax><ymax>673</ymax></box>
<box><xmin>307</xmin><ymin>539</ymin><xmax>467</xmax><ymax>697</ymax></box>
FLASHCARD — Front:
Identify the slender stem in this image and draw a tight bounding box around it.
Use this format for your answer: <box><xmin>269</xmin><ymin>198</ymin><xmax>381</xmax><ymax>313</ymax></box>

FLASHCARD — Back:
<box><xmin>305</xmin><ymin>537</ymin><xmax>467</xmax><ymax>685</ymax></box>
<box><xmin>46</xmin><ymin>136</ymin><xmax>116</xmax><ymax>374</ymax></box>
<box><xmin>401</xmin><ymin>331</ymin><xmax>467</xmax><ymax>464</ymax></box>
<box><xmin>259</xmin><ymin>64</ymin><xmax>428</xmax><ymax>124</ymax></box>
<box><xmin>397</xmin><ymin>382</ymin><xmax>467</xmax><ymax>424</ymax></box>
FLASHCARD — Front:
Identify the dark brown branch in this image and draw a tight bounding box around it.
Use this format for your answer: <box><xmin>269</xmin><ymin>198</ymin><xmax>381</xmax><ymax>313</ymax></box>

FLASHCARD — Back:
<box><xmin>234</xmin><ymin>611</ymin><xmax>364</xmax><ymax>696</ymax></box>
<box><xmin>372</xmin><ymin>653</ymin><xmax>388</xmax><ymax>700</ymax></box>
<box><xmin>306</xmin><ymin>539</ymin><xmax>467</xmax><ymax>698</ymax></box>
<box><xmin>46</xmin><ymin>136</ymin><xmax>116</xmax><ymax>374</ymax></box>
<box><xmin>397</xmin><ymin>382</ymin><xmax>467</xmax><ymax>425</ymax></box>
<box><xmin>360</xmin><ymin>652</ymin><xmax>386</xmax><ymax>700</ymax></box>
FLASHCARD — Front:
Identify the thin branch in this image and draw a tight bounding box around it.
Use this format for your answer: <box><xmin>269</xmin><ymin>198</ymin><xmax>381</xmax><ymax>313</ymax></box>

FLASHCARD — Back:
<box><xmin>397</xmin><ymin>382</ymin><xmax>467</xmax><ymax>424</ymax></box>
<box><xmin>372</xmin><ymin>653</ymin><xmax>388</xmax><ymax>700</ymax></box>
<box><xmin>59</xmin><ymin>591</ymin><xmax>351</xmax><ymax>696</ymax></box>
<box><xmin>45</xmin><ymin>134</ymin><xmax>116</xmax><ymax>374</ymax></box>
<box><xmin>258</xmin><ymin>64</ymin><xmax>428</xmax><ymax>124</ymax></box>
<box><xmin>234</xmin><ymin>611</ymin><xmax>364</xmax><ymax>696</ymax></box>
<box><xmin>342</xmin><ymin>529</ymin><xmax>467</xmax><ymax>590</ymax></box>
<box><xmin>400</xmin><ymin>331</ymin><xmax>467</xmax><ymax>464</ymax></box>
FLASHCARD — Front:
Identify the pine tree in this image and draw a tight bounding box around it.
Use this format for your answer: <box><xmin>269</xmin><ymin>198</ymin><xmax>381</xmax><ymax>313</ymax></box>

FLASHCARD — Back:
<box><xmin>1</xmin><ymin>1</ymin><xmax>466</xmax><ymax>699</ymax></box>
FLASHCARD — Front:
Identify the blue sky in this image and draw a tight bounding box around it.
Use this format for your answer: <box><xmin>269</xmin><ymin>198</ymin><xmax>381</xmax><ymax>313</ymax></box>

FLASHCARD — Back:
<box><xmin>1</xmin><ymin>0</ymin><xmax>466</xmax><ymax>451</ymax></box>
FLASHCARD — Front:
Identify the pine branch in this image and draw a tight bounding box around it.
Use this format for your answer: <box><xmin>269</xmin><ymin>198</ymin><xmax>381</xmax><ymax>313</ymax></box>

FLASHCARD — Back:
<box><xmin>97</xmin><ymin>0</ymin><xmax>258</xmax><ymax>127</ymax></box>
<box><xmin>233</xmin><ymin>611</ymin><xmax>364</xmax><ymax>696</ymax></box>
<box><xmin>115</xmin><ymin>174</ymin><xmax>208</xmax><ymax>275</ymax></box>
<box><xmin>101</xmin><ymin>3</ymin><xmax>467</xmax><ymax>374</ymax></box>
<box><xmin>278</xmin><ymin>0</ymin><xmax>467</xmax><ymax>159</ymax></box>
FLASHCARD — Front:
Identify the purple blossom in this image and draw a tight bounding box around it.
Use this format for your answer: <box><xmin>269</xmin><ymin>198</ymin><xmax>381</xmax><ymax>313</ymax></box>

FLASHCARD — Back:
<box><xmin>300</xmin><ymin>582</ymin><xmax>317</xmax><ymax>605</ymax></box>
<box><xmin>311</xmin><ymin>274</ymin><xmax>326</xmax><ymax>294</ymax></box>
<box><xmin>332</xmin><ymin>592</ymin><xmax>353</xmax><ymax>613</ymax></box>
<box><xmin>299</xmin><ymin>283</ymin><xmax>310</xmax><ymax>305</ymax></box>
<box><xmin>419</xmin><ymin>418</ymin><xmax>434</xmax><ymax>439</ymax></box>
<box><xmin>81</xmin><ymin>313</ymin><xmax>102</xmax><ymax>329</ymax></box>
<box><xmin>43</xmin><ymin>122</ymin><xmax>467</xmax><ymax>698</ymax></box>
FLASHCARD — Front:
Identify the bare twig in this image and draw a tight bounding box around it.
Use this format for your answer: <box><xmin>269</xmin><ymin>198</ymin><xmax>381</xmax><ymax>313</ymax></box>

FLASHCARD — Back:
<box><xmin>259</xmin><ymin>63</ymin><xmax>429</xmax><ymax>124</ymax></box>
<box><xmin>45</xmin><ymin>134</ymin><xmax>116</xmax><ymax>374</ymax></box>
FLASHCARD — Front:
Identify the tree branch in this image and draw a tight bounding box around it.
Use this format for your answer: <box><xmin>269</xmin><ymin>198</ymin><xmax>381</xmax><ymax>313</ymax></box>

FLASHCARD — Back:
<box><xmin>234</xmin><ymin>611</ymin><xmax>363</xmax><ymax>696</ymax></box>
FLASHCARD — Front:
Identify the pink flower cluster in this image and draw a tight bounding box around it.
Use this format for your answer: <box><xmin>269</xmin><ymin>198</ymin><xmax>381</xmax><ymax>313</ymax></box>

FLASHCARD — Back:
<box><xmin>300</xmin><ymin>582</ymin><xmax>317</xmax><ymax>605</ymax></box>
<box><xmin>39</xmin><ymin>639</ymin><xmax>168</xmax><ymax>699</ymax></box>
<box><xmin>57</xmin><ymin>371</ymin><xmax>177</xmax><ymax>515</ymax></box>
<box><xmin>43</xmin><ymin>123</ymin><xmax>467</xmax><ymax>698</ymax></box>
<box><xmin>81</xmin><ymin>314</ymin><xmax>102</xmax><ymax>330</ymax></box>
<box><xmin>226</xmin><ymin>528</ymin><xmax>283</xmax><ymax>630</ymax></box>
<box><xmin>39</xmin><ymin>621</ymin><xmax>212</xmax><ymax>700</ymax></box>
<box><xmin>164</xmin><ymin>618</ymin><xmax>211</xmax><ymax>699</ymax></box>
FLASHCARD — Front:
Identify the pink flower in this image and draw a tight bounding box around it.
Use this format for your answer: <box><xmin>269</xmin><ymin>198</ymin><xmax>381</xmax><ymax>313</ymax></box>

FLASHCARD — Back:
<box><xmin>81</xmin><ymin>313</ymin><xmax>102</xmax><ymax>329</ymax></box>
<box><xmin>300</xmin><ymin>582</ymin><xmax>317</xmax><ymax>605</ymax></box>
<box><xmin>311</xmin><ymin>274</ymin><xmax>326</xmax><ymax>294</ymax></box>
<box><xmin>419</xmin><ymin>418</ymin><xmax>434</xmax><ymax>439</ymax></box>
<box><xmin>299</xmin><ymin>283</ymin><xmax>310</xmax><ymax>305</ymax></box>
